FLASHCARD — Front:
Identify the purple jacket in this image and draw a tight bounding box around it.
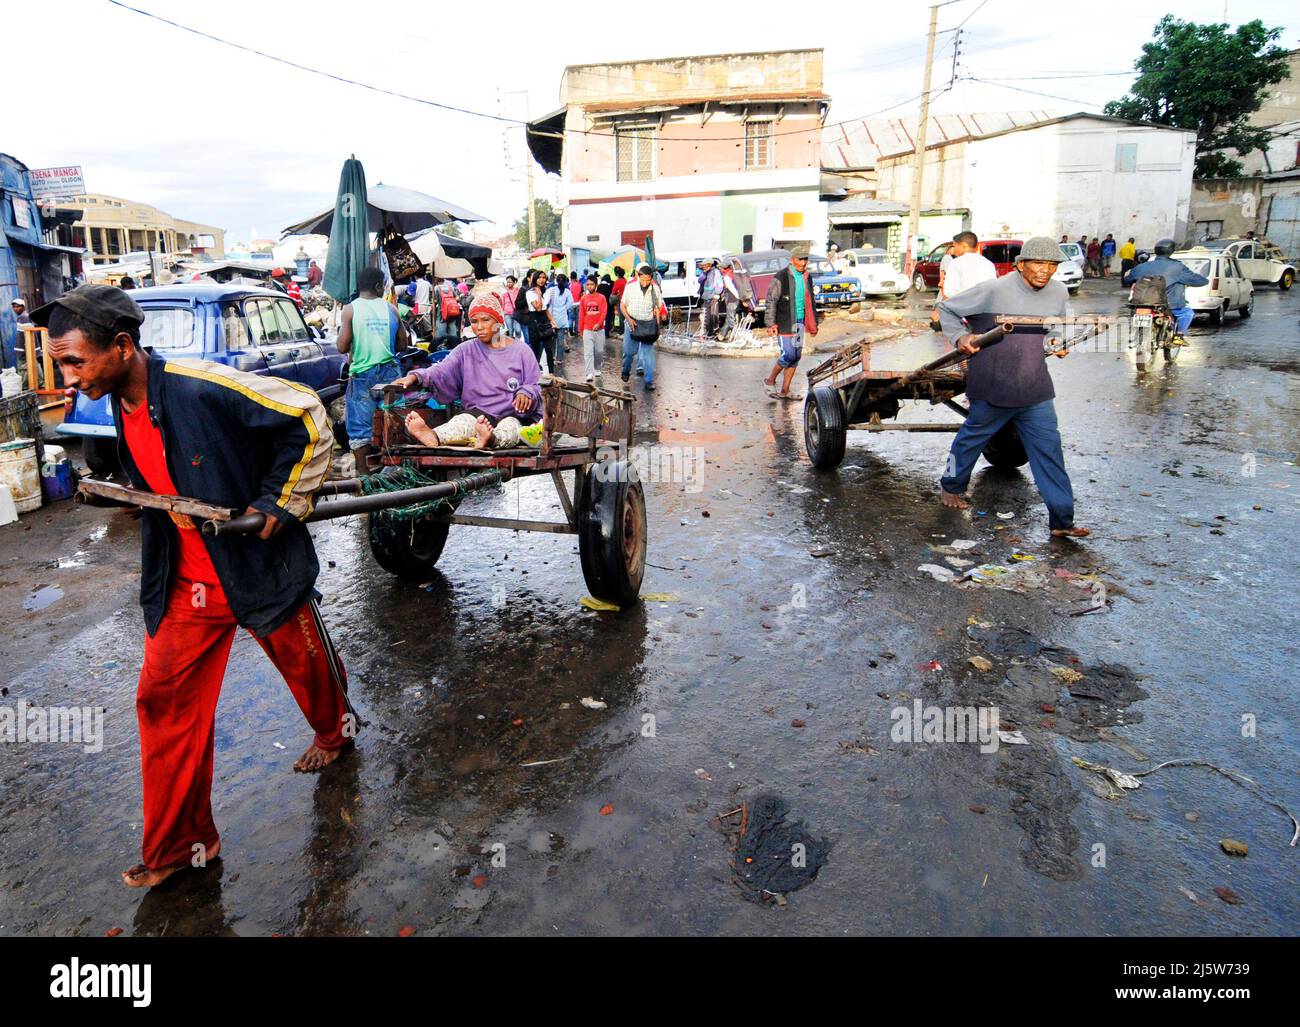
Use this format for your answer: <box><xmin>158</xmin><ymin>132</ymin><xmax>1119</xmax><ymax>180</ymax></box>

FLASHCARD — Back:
<box><xmin>412</xmin><ymin>338</ymin><xmax>543</xmax><ymax>422</ymax></box>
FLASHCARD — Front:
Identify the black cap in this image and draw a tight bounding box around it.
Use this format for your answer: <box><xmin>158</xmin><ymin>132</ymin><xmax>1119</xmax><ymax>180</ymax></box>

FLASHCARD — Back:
<box><xmin>30</xmin><ymin>284</ymin><xmax>145</xmax><ymax>333</ymax></box>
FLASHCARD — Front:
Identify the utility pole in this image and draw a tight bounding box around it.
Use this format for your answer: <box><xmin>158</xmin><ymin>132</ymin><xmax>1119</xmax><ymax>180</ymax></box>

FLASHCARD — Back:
<box><xmin>906</xmin><ymin>3</ymin><xmax>942</xmax><ymax>277</ymax></box>
<box><xmin>504</xmin><ymin>89</ymin><xmax>537</xmax><ymax>249</ymax></box>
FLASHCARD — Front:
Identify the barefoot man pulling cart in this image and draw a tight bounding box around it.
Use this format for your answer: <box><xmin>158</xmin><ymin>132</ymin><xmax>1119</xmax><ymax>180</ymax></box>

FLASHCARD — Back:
<box><xmin>38</xmin><ymin>284</ymin><xmax>357</xmax><ymax>889</ymax></box>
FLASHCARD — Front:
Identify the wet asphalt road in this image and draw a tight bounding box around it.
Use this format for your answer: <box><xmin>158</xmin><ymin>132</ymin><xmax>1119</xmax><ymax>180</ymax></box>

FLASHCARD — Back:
<box><xmin>1</xmin><ymin>279</ymin><xmax>1297</xmax><ymax>936</ymax></box>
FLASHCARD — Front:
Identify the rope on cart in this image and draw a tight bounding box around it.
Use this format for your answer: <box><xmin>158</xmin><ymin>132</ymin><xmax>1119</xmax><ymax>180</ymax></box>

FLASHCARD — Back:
<box><xmin>355</xmin><ymin>463</ymin><xmax>507</xmax><ymax>521</ymax></box>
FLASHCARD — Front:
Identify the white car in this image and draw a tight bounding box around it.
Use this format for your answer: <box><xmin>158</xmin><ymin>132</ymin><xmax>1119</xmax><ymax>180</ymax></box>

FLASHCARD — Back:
<box><xmin>837</xmin><ymin>247</ymin><xmax>908</xmax><ymax>297</ymax></box>
<box><xmin>657</xmin><ymin>251</ymin><xmax>706</xmax><ymax>304</ymax></box>
<box><xmin>1172</xmin><ymin>247</ymin><xmax>1254</xmax><ymax>325</ymax></box>
<box><xmin>1051</xmin><ymin>242</ymin><xmax>1084</xmax><ymax>293</ymax></box>
<box><xmin>1201</xmin><ymin>239</ymin><xmax>1294</xmax><ymax>290</ymax></box>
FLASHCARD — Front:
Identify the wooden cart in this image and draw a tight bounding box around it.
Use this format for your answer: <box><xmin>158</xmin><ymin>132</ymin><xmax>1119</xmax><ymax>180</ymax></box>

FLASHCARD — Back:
<box><xmin>363</xmin><ymin>375</ymin><xmax>647</xmax><ymax>605</ymax></box>
<box><xmin>76</xmin><ymin>376</ymin><xmax>649</xmax><ymax>608</ymax></box>
<box><xmin>802</xmin><ymin>316</ymin><xmax>1109</xmax><ymax>471</ymax></box>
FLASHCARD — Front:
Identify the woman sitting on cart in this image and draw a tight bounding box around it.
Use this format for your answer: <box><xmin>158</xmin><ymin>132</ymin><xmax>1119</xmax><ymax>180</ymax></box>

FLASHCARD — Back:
<box><xmin>392</xmin><ymin>291</ymin><xmax>543</xmax><ymax>450</ymax></box>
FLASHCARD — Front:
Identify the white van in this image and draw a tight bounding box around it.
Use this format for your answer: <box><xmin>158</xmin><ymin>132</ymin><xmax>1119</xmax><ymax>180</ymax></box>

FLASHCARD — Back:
<box><xmin>657</xmin><ymin>252</ymin><xmax>709</xmax><ymax>304</ymax></box>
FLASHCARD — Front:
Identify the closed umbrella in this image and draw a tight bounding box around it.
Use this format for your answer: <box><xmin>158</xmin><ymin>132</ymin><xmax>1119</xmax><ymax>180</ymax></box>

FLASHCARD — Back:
<box><xmin>323</xmin><ymin>157</ymin><xmax>371</xmax><ymax>303</ymax></box>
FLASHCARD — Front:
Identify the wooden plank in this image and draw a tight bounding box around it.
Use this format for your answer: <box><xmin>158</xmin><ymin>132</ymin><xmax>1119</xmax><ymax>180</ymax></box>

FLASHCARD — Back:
<box><xmin>77</xmin><ymin>478</ymin><xmax>237</xmax><ymax>520</ymax></box>
<box><xmin>550</xmin><ymin>470</ymin><xmax>577</xmax><ymax>528</ymax></box>
<box><xmin>848</xmin><ymin>422</ymin><xmax>963</xmax><ymax>432</ymax></box>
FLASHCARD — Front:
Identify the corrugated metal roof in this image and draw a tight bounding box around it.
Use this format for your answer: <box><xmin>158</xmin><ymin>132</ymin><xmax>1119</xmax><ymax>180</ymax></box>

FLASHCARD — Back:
<box><xmin>821</xmin><ymin>110</ymin><xmax>1054</xmax><ymax>170</ymax></box>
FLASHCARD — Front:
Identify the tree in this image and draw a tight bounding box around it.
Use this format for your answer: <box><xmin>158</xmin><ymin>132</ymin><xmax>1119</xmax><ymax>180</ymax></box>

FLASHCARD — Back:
<box><xmin>1103</xmin><ymin>16</ymin><xmax>1291</xmax><ymax>178</ymax></box>
<box><xmin>513</xmin><ymin>199</ymin><xmax>562</xmax><ymax>250</ymax></box>
<box><xmin>440</xmin><ymin>222</ymin><xmax>462</xmax><ymax>240</ymax></box>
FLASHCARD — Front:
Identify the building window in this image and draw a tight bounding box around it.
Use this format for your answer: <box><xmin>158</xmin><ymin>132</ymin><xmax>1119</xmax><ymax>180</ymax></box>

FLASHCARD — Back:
<box><xmin>616</xmin><ymin>126</ymin><xmax>655</xmax><ymax>182</ymax></box>
<box><xmin>745</xmin><ymin>119</ymin><xmax>774</xmax><ymax>169</ymax></box>
<box><xmin>1115</xmin><ymin>143</ymin><xmax>1137</xmax><ymax>173</ymax></box>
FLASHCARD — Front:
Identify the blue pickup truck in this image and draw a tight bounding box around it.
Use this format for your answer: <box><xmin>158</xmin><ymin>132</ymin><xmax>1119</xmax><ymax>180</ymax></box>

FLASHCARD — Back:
<box><xmin>58</xmin><ymin>283</ymin><xmax>420</xmax><ymax>474</ymax></box>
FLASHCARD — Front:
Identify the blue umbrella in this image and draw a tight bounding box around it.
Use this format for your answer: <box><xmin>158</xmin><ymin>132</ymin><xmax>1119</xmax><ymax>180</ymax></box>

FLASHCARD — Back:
<box><xmin>323</xmin><ymin>156</ymin><xmax>371</xmax><ymax>303</ymax></box>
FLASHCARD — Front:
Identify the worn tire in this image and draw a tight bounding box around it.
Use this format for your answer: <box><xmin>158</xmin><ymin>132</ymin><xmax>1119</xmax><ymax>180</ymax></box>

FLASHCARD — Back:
<box><xmin>982</xmin><ymin>422</ymin><xmax>1029</xmax><ymax>469</ymax></box>
<box><xmin>804</xmin><ymin>386</ymin><xmax>847</xmax><ymax>470</ymax></box>
<box><xmin>577</xmin><ymin>461</ymin><xmax>647</xmax><ymax>607</ymax></box>
<box><xmin>368</xmin><ymin>509</ymin><xmax>450</xmax><ymax>580</ymax></box>
<box><xmin>1239</xmin><ymin>293</ymin><xmax>1253</xmax><ymax>318</ymax></box>
<box><xmin>82</xmin><ymin>437</ymin><xmax>121</xmax><ymax>477</ymax></box>
<box><xmin>1209</xmin><ymin>302</ymin><xmax>1224</xmax><ymax>327</ymax></box>
<box><xmin>1280</xmin><ymin>269</ymin><xmax>1294</xmax><ymax>290</ymax></box>
<box><xmin>912</xmin><ymin>272</ymin><xmax>928</xmax><ymax>293</ymax></box>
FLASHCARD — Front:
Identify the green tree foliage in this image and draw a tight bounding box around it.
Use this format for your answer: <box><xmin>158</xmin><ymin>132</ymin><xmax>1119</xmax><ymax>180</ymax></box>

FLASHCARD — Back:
<box><xmin>440</xmin><ymin>222</ymin><xmax>462</xmax><ymax>240</ymax></box>
<box><xmin>1103</xmin><ymin>16</ymin><xmax>1291</xmax><ymax>178</ymax></box>
<box><xmin>513</xmin><ymin>199</ymin><xmax>562</xmax><ymax>249</ymax></box>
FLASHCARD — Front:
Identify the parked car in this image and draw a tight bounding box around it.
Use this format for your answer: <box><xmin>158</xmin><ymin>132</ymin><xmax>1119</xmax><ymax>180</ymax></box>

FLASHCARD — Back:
<box><xmin>911</xmin><ymin>239</ymin><xmax>1024</xmax><ymax>292</ymax></box>
<box><xmin>1171</xmin><ymin>247</ymin><xmax>1255</xmax><ymax>325</ymax></box>
<box><xmin>1052</xmin><ymin>253</ymin><xmax>1083</xmax><ymax>293</ymax></box>
<box><xmin>1199</xmin><ymin>239</ymin><xmax>1294</xmax><ymax>290</ymax></box>
<box><xmin>723</xmin><ymin>249</ymin><xmax>790</xmax><ymax>325</ymax></box>
<box><xmin>837</xmin><ymin>247</ymin><xmax>908</xmax><ymax>297</ymax></box>
<box><xmin>807</xmin><ymin>255</ymin><xmax>864</xmax><ymax>307</ymax></box>
<box><xmin>58</xmin><ymin>283</ymin><xmax>424</xmax><ymax>475</ymax></box>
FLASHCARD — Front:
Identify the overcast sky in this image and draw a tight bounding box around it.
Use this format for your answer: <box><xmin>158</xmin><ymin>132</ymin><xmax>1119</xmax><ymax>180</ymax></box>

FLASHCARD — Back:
<box><xmin>8</xmin><ymin>0</ymin><xmax>1297</xmax><ymax>246</ymax></box>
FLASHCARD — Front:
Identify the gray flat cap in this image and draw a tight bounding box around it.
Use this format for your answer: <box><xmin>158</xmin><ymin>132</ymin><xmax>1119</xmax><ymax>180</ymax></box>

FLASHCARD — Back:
<box><xmin>788</xmin><ymin>242</ymin><xmax>811</xmax><ymax>259</ymax></box>
<box><xmin>1017</xmin><ymin>237</ymin><xmax>1065</xmax><ymax>263</ymax></box>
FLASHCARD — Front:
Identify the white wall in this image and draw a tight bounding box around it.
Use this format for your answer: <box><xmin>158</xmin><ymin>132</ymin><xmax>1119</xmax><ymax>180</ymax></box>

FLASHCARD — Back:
<box><xmin>965</xmin><ymin>120</ymin><xmax>1196</xmax><ymax>245</ymax></box>
<box><xmin>565</xmin><ymin>195</ymin><xmax>723</xmax><ymax>254</ymax></box>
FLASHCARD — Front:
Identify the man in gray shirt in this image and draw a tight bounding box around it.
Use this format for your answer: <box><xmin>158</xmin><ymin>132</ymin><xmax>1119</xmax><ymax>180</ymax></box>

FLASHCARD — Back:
<box><xmin>935</xmin><ymin>236</ymin><xmax>1089</xmax><ymax>538</ymax></box>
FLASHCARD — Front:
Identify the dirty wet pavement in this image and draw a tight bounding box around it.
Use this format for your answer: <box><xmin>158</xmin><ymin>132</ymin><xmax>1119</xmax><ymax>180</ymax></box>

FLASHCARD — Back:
<box><xmin>1</xmin><ymin>280</ymin><xmax>1297</xmax><ymax>936</ymax></box>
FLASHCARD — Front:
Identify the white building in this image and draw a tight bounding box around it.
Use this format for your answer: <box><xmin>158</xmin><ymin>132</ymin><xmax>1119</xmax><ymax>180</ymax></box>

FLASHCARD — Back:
<box><xmin>875</xmin><ymin>113</ymin><xmax>1197</xmax><ymax>246</ymax></box>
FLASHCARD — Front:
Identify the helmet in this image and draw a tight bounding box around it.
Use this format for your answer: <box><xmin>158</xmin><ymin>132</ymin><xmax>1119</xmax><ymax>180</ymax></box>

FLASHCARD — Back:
<box><xmin>1153</xmin><ymin>239</ymin><xmax>1175</xmax><ymax>256</ymax></box>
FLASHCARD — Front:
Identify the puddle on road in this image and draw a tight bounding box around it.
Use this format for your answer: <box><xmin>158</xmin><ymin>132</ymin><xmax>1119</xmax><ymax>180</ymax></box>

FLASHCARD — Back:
<box><xmin>23</xmin><ymin>585</ymin><xmax>64</xmax><ymax>611</ymax></box>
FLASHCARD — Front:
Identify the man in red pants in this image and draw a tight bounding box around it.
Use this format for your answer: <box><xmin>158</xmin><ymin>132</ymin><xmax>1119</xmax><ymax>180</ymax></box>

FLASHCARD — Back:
<box><xmin>38</xmin><ymin>285</ymin><xmax>355</xmax><ymax>888</ymax></box>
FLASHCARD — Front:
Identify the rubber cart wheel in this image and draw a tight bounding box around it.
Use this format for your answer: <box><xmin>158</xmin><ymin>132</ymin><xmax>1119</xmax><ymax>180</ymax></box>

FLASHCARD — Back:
<box><xmin>368</xmin><ymin>509</ymin><xmax>450</xmax><ymax>579</ymax></box>
<box><xmin>804</xmin><ymin>386</ymin><xmax>847</xmax><ymax>470</ymax></box>
<box><xmin>577</xmin><ymin>461</ymin><xmax>646</xmax><ymax>607</ymax></box>
<box><xmin>982</xmin><ymin>422</ymin><xmax>1029</xmax><ymax>469</ymax></box>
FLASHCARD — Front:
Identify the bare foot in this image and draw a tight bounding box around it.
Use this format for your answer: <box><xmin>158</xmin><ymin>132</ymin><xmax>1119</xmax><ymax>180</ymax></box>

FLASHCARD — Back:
<box><xmin>1051</xmin><ymin>526</ymin><xmax>1091</xmax><ymax>538</ymax></box>
<box><xmin>404</xmin><ymin>411</ymin><xmax>441</xmax><ymax>447</ymax></box>
<box><xmin>940</xmin><ymin>490</ymin><xmax>970</xmax><ymax>510</ymax></box>
<box><xmin>294</xmin><ymin>739</ymin><xmax>353</xmax><ymax>773</ymax></box>
<box><xmin>472</xmin><ymin>415</ymin><xmax>493</xmax><ymax>449</ymax></box>
<box><xmin>122</xmin><ymin>839</ymin><xmax>220</xmax><ymax>888</ymax></box>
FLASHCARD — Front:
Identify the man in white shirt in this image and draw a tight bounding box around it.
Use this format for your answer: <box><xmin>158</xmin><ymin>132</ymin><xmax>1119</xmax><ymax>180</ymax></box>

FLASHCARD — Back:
<box><xmin>942</xmin><ymin>232</ymin><xmax>998</xmax><ymax>299</ymax></box>
<box><xmin>413</xmin><ymin>273</ymin><xmax>432</xmax><ymax>315</ymax></box>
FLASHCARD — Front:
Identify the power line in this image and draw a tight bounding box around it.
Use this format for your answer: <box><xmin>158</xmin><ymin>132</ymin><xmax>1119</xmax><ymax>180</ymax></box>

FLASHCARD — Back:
<box><xmin>105</xmin><ymin>0</ymin><xmax>948</xmax><ymax>145</ymax></box>
<box><xmin>961</xmin><ymin>76</ymin><xmax>1107</xmax><ymax>107</ymax></box>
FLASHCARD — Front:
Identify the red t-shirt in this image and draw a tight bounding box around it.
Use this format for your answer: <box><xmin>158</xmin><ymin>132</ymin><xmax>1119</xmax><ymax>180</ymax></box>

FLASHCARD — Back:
<box><xmin>577</xmin><ymin>292</ymin><xmax>608</xmax><ymax>333</ymax></box>
<box><xmin>610</xmin><ymin>278</ymin><xmax>627</xmax><ymax>303</ymax></box>
<box><xmin>121</xmin><ymin>402</ymin><xmax>222</xmax><ymax>588</ymax></box>
<box><xmin>569</xmin><ymin>281</ymin><xmax>581</xmax><ymax>302</ymax></box>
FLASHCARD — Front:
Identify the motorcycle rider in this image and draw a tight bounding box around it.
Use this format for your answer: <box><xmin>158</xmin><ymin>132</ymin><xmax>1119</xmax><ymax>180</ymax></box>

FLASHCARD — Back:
<box><xmin>1121</xmin><ymin>239</ymin><xmax>1208</xmax><ymax>344</ymax></box>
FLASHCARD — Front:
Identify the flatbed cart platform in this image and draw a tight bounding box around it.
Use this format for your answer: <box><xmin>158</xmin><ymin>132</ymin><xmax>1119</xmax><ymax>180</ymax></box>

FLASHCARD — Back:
<box><xmin>802</xmin><ymin>316</ymin><xmax>1110</xmax><ymax>470</ymax></box>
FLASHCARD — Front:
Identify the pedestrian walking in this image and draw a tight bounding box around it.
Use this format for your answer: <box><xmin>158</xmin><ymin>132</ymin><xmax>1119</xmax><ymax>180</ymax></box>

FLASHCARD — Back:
<box><xmin>38</xmin><ymin>284</ymin><xmax>353</xmax><ymax>889</ymax></box>
<box><xmin>608</xmin><ymin>266</ymin><xmax>627</xmax><ymax>335</ymax></box>
<box><xmin>577</xmin><ymin>275</ymin><xmax>608</xmax><ymax>383</ymax></box>
<box><xmin>762</xmin><ymin>243</ymin><xmax>818</xmax><ymax>398</ymax></box>
<box><xmin>620</xmin><ymin>264</ymin><xmax>665</xmax><ymax>392</ymax></box>
<box><xmin>337</xmin><ymin>266</ymin><xmax>409</xmax><ymax>472</ymax></box>
<box><xmin>942</xmin><ymin>232</ymin><xmax>997</xmax><ymax>300</ymax></box>
<box><xmin>698</xmin><ymin>257</ymin><xmax>725</xmax><ymax>338</ymax></box>
<box><xmin>501</xmin><ymin>275</ymin><xmax>521</xmax><ymax>339</ymax></box>
<box><xmin>935</xmin><ymin>236</ymin><xmax>1089</xmax><ymax>538</ymax></box>
<box><xmin>544</xmin><ymin>272</ymin><xmax>574</xmax><ymax>369</ymax></box>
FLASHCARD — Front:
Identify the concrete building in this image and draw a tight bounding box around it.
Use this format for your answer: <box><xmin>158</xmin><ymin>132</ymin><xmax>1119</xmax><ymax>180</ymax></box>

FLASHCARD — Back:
<box><xmin>528</xmin><ymin>50</ymin><xmax>828</xmax><ymax>262</ymax></box>
<box><xmin>55</xmin><ymin>192</ymin><xmax>224</xmax><ymax>266</ymax></box>
<box><xmin>1189</xmin><ymin>172</ymin><xmax>1300</xmax><ymax>254</ymax></box>
<box><xmin>874</xmin><ymin>113</ymin><xmax>1197</xmax><ymax>247</ymax></box>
